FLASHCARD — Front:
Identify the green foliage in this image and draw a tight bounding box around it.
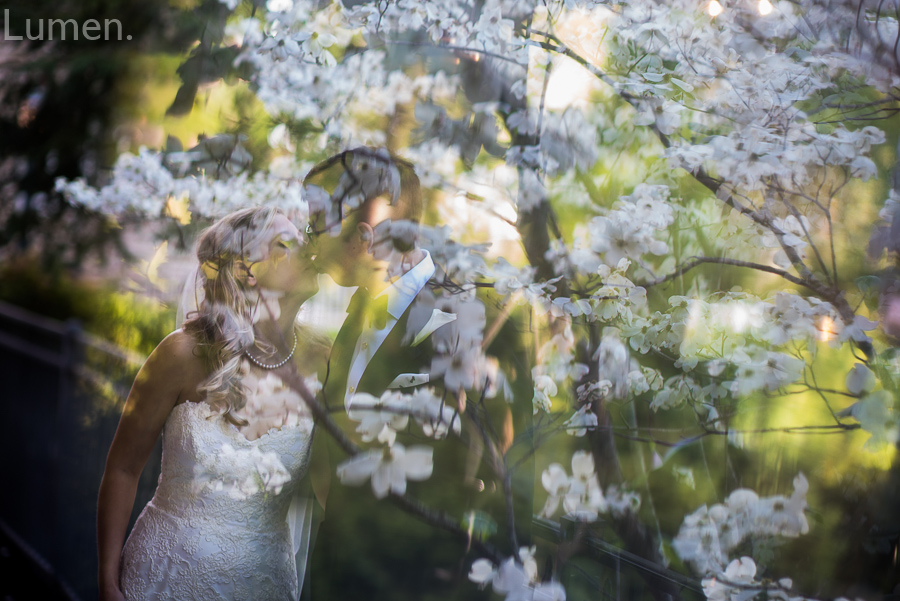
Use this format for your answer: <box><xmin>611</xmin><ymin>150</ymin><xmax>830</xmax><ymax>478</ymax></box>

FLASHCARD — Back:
<box><xmin>0</xmin><ymin>0</ymin><xmax>264</xmax><ymax>271</ymax></box>
<box><xmin>0</xmin><ymin>258</ymin><xmax>173</xmax><ymax>356</ymax></box>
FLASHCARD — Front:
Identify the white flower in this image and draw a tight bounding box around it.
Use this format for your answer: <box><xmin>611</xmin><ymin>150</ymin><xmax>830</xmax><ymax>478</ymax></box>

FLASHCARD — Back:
<box><xmin>674</xmin><ymin>474</ymin><xmax>810</xmax><ymax>574</ymax></box>
<box><xmin>532</xmin><ymin>373</ymin><xmax>558</xmax><ymax>414</ymax></box>
<box><xmin>702</xmin><ymin>557</ymin><xmax>757</xmax><ymax>599</ymax></box>
<box><xmin>407</xmin><ymin>388</ymin><xmax>460</xmax><ymax>438</ymax></box>
<box><xmin>253</xmin><ymin>449</ymin><xmax>292</xmax><ymax>495</ymax></box>
<box><xmin>492</xmin><ymin>257</ymin><xmax>534</xmax><ymax>296</ymax></box>
<box><xmin>634</xmin><ymin>99</ymin><xmax>683</xmax><ymax>135</ymax></box>
<box><xmin>517</xmin><ymin>167</ymin><xmax>546</xmax><ymax>213</ymax></box>
<box><xmin>760</xmin><ymin>351</ymin><xmax>805</xmax><ymax>391</ymax></box>
<box><xmin>431</xmin><ymin>345</ymin><xmax>486</xmax><ymax>392</ymax></box>
<box><xmin>539</xmin><ymin>463</ymin><xmax>570</xmax><ymax>518</ymax></box>
<box><xmin>837</xmin><ymin>315</ymin><xmax>879</xmax><ymax>344</ymax></box>
<box><xmin>731</xmin><ymin>349</ymin><xmax>803</xmax><ymax>395</ymax></box>
<box><xmin>605</xmin><ymin>485</ymin><xmax>642</xmax><ymax>517</ymax></box>
<box><xmin>266</xmin><ymin>0</ymin><xmax>291</xmax><ymax>12</ymax></box>
<box><xmin>850</xmin><ymin>155</ymin><xmax>877</xmax><ymax>180</ymax></box>
<box><xmin>347</xmin><ymin>391</ymin><xmax>410</xmax><ymax>446</ymax></box>
<box><xmin>474</xmin><ymin>5</ymin><xmax>514</xmax><ymax>52</ymax></box>
<box><xmin>846</xmin><ymin>364</ymin><xmax>876</xmax><ymax>395</ymax></box>
<box><xmin>492</xmin><ymin>559</ymin><xmax>528</xmax><ymax>597</ymax></box>
<box><xmin>202</xmin><ymin>444</ymin><xmax>292</xmax><ymax>499</ymax></box>
<box><xmin>490</xmin><ymin>558</ymin><xmax>567</xmax><ymax>601</ymax></box>
<box><xmin>260</xmin><ymin>34</ymin><xmax>303</xmax><ymax>62</ymax></box>
<box><xmin>517</xmin><ymin>546</ymin><xmax>538</xmax><ymax>583</ymax></box>
<box><xmin>564</xmin><ymin>406</ymin><xmax>598</xmax><ymax>436</ymax></box>
<box><xmin>428</xmin><ymin>295</ymin><xmax>485</xmax><ymax>356</ymax></box>
<box><xmin>469</xmin><ymin>558</ymin><xmax>495</xmax><ymax>587</ymax></box>
<box><xmin>336</xmin><ymin>443</ymin><xmax>434</xmax><ymax>499</ymax></box>
<box><xmin>409</xmin><ymin>309</ymin><xmax>457</xmax><ymax>347</ymax></box>
<box><xmin>563</xmin><ymin>451</ymin><xmax>606</xmax><ymax>521</ymax></box>
<box><xmin>701</xmin><ymin>555</ymin><xmax>804</xmax><ymax>601</ymax></box>
<box><xmin>595</xmin><ymin>333</ymin><xmax>631</xmax><ymax>400</ymax></box>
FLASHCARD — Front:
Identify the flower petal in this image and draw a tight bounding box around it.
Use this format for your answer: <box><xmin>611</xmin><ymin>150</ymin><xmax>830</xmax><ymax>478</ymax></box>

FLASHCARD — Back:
<box><xmin>336</xmin><ymin>451</ymin><xmax>381</xmax><ymax>486</ymax></box>
<box><xmin>402</xmin><ymin>446</ymin><xmax>434</xmax><ymax>481</ymax></box>
<box><xmin>371</xmin><ymin>460</ymin><xmax>393</xmax><ymax>499</ymax></box>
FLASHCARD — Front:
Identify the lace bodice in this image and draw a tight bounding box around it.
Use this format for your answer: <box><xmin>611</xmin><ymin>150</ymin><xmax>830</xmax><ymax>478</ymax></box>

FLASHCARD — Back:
<box><xmin>120</xmin><ymin>400</ymin><xmax>314</xmax><ymax>601</ymax></box>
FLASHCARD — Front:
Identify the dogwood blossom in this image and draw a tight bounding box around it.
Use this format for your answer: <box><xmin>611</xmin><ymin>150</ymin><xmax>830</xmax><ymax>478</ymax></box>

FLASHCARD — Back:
<box><xmin>540</xmin><ymin>451</ymin><xmax>640</xmax><ymax>522</ymax></box>
<box><xmin>674</xmin><ymin>474</ymin><xmax>810</xmax><ymax>575</ymax></box>
<box><xmin>564</xmin><ymin>405</ymin><xmax>598</xmax><ymax>437</ymax></box>
<box><xmin>337</xmin><ymin>442</ymin><xmax>434</xmax><ymax>499</ymax></box>
<box><xmin>57</xmin><ymin>148</ymin><xmax>309</xmax><ymax>222</ymax></box>
<box><xmin>469</xmin><ymin>556</ymin><xmax>567</xmax><ymax>601</ymax></box>
<box><xmin>347</xmin><ymin>391</ymin><xmax>410</xmax><ymax>446</ymax></box>
<box><xmin>200</xmin><ymin>444</ymin><xmax>292</xmax><ymax>500</ymax></box>
<box><xmin>702</xmin><ymin>556</ymin><xmax>808</xmax><ymax>601</ymax></box>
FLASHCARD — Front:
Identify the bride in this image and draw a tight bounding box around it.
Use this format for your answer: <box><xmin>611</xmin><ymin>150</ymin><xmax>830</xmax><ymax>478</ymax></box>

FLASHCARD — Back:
<box><xmin>97</xmin><ymin>206</ymin><xmax>323</xmax><ymax>601</ymax></box>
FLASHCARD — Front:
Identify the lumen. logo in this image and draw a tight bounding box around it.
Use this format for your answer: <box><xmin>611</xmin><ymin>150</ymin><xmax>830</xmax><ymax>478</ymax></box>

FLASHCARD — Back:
<box><xmin>3</xmin><ymin>9</ymin><xmax>131</xmax><ymax>41</ymax></box>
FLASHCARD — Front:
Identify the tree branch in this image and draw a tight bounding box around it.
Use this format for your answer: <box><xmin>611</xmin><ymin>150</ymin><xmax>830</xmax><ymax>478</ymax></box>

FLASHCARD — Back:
<box><xmin>533</xmin><ymin>34</ymin><xmax>873</xmax><ymax>358</ymax></box>
<box><xmin>639</xmin><ymin>256</ymin><xmax>816</xmax><ymax>291</ymax></box>
<box><xmin>278</xmin><ymin>365</ymin><xmax>504</xmax><ymax>562</ymax></box>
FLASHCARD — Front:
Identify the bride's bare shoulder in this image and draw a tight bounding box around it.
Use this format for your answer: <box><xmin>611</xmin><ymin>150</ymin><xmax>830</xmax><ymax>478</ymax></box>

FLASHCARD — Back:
<box><xmin>147</xmin><ymin>329</ymin><xmax>205</xmax><ymax>375</ymax></box>
<box><xmin>157</xmin><ymin>329</ymin><xmax>198</xmax><ymax>355</ymax></box>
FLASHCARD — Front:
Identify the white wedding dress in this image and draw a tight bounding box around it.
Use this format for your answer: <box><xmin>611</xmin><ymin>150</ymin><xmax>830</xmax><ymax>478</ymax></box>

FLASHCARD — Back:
<box><xmin>119</xmin><ymin>400</ymin><xmax>315</xmax><ymax>601</ymax></box>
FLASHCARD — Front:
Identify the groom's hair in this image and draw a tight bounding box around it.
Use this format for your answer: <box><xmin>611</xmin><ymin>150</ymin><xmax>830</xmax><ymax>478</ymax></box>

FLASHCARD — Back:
<box><xmin>303</xmin><ymin>146</ymin><xmax>423</xmax><ymax>227</ymax></box>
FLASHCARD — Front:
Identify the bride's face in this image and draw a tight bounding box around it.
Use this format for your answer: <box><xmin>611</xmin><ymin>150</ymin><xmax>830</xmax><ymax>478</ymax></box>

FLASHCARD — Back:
<box><xmin>248</xmin><ymin>215</ymin><xmax>318</xmax><ymax>297</ymax></box>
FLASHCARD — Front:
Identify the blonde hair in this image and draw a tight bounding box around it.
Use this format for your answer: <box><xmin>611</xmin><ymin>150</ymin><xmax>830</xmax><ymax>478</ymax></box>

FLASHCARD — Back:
<box><xmin>183</xmin><ymin>206</ymin><xmax>287</xmax><ymax>426</ymax></box>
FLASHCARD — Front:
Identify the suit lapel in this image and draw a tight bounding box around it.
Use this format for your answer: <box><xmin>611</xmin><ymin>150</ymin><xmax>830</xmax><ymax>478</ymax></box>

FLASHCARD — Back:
<box><xmin>322</xmin><ymin>291</ymin><xmax>368</xmax><ymax>409</ymax></box>
<box><xmin>326</xmin><ymin>253</ymin><xmax>436</xmax><ymax>407</ymax></box>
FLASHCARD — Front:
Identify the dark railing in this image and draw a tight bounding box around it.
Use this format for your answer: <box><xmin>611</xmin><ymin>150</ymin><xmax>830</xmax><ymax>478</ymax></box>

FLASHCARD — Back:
<box><xmin>0</xmin><ymin>300</ymin><xmax>160</xmax><ymax>601</ymax></box>
<box><xmin>533</xmin><ymin>517</ymin><xmax>703</xmax><ymax>601</ymax></box>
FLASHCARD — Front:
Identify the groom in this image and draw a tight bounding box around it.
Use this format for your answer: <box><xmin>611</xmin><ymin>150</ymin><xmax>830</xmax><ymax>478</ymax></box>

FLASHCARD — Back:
<box><xmin>303</xmin><ymin>147</ymin><xmax>534</xmax><ymax>600</ymax></box>
<box><xmin>306</xmin><ymin>148</ymin><xmax>436</xmax><ymax>411</ymax></box>
<box><xmin>303</xmin><ymin>148</ymin><xmax>460</xmax><ymax>600</ymax></box>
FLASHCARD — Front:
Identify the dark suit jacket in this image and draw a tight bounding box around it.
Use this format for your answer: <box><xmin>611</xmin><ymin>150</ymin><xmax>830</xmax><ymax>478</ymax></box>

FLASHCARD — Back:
<box><xmin>306</xmin><ymin>282</ymin><xmax>534</xmax><ymax>601</ymax></box>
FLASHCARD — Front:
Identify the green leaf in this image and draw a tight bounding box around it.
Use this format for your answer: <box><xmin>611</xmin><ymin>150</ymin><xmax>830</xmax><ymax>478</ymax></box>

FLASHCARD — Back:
<box><xmin>167</xmin><ymin>46</ymin><xmax>240</xmax><ymax>116</ymax></box>
<box><xmin>461</xmin><ymin>510</ymin><xmax>498</xmax><ymax>541</ymax></box>
<box><xmin>856</xmin><ymin>275</ymin><xmax>881</xmax><ymax>311</ymax></box>
<box><xmin>166</xmin><ymin>80</ymin><xmax>199</xmax><ymax>116</ymax></box>
<box><xmin>670</xmin><ymin>77</ymin><xmax>694</xmax><ymax>92</ymax></box>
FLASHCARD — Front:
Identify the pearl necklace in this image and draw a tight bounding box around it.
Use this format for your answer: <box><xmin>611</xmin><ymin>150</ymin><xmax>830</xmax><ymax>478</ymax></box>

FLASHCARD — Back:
<box><xmin>244</xmin><ymin>331</ymin><xmax>298</xmax><ymax>369</ymax></box>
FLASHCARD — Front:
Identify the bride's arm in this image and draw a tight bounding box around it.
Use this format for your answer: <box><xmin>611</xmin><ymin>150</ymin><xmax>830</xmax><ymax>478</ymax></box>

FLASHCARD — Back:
<box><xmin>97</xmin><ymin>331</ymin><xmax>198</xmax><ymax>600</ymax></box>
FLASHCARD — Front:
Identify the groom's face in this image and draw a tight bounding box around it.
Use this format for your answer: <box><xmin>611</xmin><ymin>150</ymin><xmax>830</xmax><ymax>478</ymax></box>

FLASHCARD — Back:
<box><xmin>311</xmin><ymin>196</ymin><xmax>390</xmax><ymax>287</ymax></box>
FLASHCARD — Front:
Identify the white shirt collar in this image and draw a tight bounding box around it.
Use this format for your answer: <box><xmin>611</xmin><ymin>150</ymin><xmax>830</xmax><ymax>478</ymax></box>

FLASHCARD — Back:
<box><xmin>374</xmin><ymin>250</ymin><xmax>435</xmax><ymax>319</ymax></box>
